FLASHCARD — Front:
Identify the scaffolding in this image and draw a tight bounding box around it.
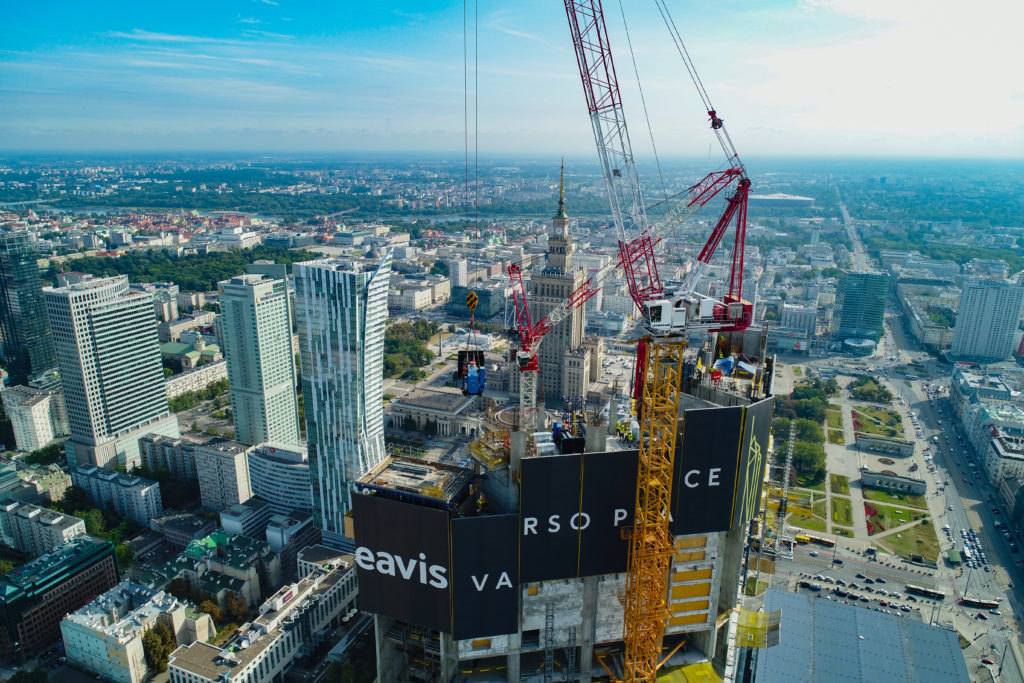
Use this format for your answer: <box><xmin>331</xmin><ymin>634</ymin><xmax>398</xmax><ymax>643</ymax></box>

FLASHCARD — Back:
<box><xmin>761</xmin><ymin>422</ymin><xmax>797</xmax><ymax>559</ymax></box>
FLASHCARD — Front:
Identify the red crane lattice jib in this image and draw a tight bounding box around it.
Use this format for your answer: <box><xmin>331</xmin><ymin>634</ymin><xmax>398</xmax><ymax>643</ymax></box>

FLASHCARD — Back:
<box><xmin>727</xmin><ymin>178</ymin><xmax>751</xmax><ymax>301</ymax></box>
<box><xmin>507</xmin><ymin>264</ymin><xmax>534</xmax><ymax>349</ymax></box>
<box><xmin>619</xmin><ymin>233</ymin><xmax>663</xmax><ymax>308</ymax></box>
<box><xmin>687</xmin><ymin>168</ymin><xmax>744</xmax><ymax>208</ymax></box>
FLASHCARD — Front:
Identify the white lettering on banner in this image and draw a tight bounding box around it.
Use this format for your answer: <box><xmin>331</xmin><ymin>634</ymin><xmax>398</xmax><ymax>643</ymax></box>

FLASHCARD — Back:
<box><xmin>522</xmin><ymin>509</ymin><xmax>619</xmax><ymax>535</ymax></box>
<box><xmin>471</xmin><ymin>572</ymin><xmax>514</xmax><ymax>591</ymax></box>
<box><xmin>354</xmin><ymin>546</ymin><xmax>448</xmax><ymax>589</ymax></box>
<box><xmin>684</xmin><ymin>467</ymin><xmax>722</xmax><ymax>488</ymax></box>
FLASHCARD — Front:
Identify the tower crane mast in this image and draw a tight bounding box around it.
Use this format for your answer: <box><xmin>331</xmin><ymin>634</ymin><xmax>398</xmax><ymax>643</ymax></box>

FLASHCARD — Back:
<box><xmin>560</xmin><ymin>0</ymin><xmax>753</xmax><ymax>680</ymax></box>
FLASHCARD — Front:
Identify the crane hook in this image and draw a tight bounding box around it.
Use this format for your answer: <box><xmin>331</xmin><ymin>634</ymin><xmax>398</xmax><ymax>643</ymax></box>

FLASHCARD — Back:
<box><xmin>708</xmin><ymin>110</ymin><xmax>724</xmax><ymax>130</ymax></box>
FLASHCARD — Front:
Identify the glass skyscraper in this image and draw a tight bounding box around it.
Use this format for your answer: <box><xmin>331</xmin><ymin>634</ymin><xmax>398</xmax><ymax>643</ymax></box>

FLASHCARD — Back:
<box><xmin>218</xmin><ymin>273</ymin><xmax>300</xmax><ymax>446</ymax></box>
<box><xmin>0</xmin><ymin>231</ymin><xmax>56</xmax><ymax>385</ymax></box>
<box><xmin>294</xmin><ymin>251</ymin><xmax>391</xmax><ymax>546</ymax></box>
<box><xmin>831</xmin><ymin>270</ymin><xmax>890</xmax><ymax>341</ymax></box>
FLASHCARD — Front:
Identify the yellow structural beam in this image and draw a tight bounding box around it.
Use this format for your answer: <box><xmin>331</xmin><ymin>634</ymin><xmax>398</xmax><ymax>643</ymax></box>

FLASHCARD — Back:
<box><xmin>623</xmin><ymin>340</ymin><xmax>686</xmax><ymax>682</ymax></box>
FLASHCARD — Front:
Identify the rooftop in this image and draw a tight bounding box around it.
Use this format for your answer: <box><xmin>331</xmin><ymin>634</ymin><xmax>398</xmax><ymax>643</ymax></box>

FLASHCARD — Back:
<box><xmin>296</xmin><ymin>545</ymin><xmax>352</xmax><ymax>572</ymax></box>
<box><xmin>169</xmin><ymin>568</ymin><xmax>344</xmax><ymax>680</ymax></box>
<box><xmin>356</xmin><ymin>455</ymin><xmax>474</xmax><ymax>507</ymax></box>
<box><xmin>754</xmin><ymin>589</ymin><xmax>968</xmax><ymax>683</ymax></box>
<box><xmin>394</xmin><ymin>387</ymin><xmax>475</xmax><ymax>412</ymax></box>
<box><xmin>0</xmin><ymin>535</ymin><xmax>111</xmax><ymax>599</ymax></box>
<box><xmin>63</xmin><ymin>581</ymin><xmax>184</xmax><ymax>642</ymax></box>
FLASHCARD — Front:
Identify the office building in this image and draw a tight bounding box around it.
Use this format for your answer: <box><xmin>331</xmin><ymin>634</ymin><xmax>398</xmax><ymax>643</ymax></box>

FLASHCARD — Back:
<box><xmin>1</xmin><ymin>383</ymin><xmax>66</xmax><ymax>451</ymax></box>
<box><xmin>168</xmin><ymin>563</ymin><xmax>356</xmax><ymax>683</ymax></box>
<box><xmin>830</xmin><ymin>270</ymin><xmax>889</xmax><ymax>341</ymax></box>
<box><xmin>265</xmin><ymin>511</ymin><xmax>321</xmax><ymax>579</ymax></box>
<box><xmin>0</xmin><ymin>231</ymin><xmax>57</xmax><ymax>385</ymax></box>
<box><xmin>0</xmin><ymin>535</ymin><xmax>119</xmax><ymax>657</ymax></box>
<box><xmin>246</xmin><ymin>442</ymin><xmax>313</xmax><ymax>512</ymax></box>
<box><xmin>218</xmin><ymin>274</ymin><xmax>300</xmax><ymax>447</ymax></box>
<box><xmin>44</xmin><ymin>276</ymin><xmax>179</xmax><ymax>468</ymax></box>
<box><xmin>71</xmin><ymin>465</ymin><xmax>164</xmax><ymax>526</ymax></box>
<box><xmin>449</xmin><ymin>258</ymin><xmax>469</xmax><ymax>288</ymax></box>
<box><xmin>294</xmin><ymin>252</ymin><xmax>391</xmax><ymax>546</ymax></box>
<box><xmin>194</xmin><ymin>439</ymin><xmax>253</xmax><ymax>512</ymax></box>
<box><xmin>952</xmin><ymin>280</ymin><xmax>1024</xmax><ymax>361</ymax></box>
<box><xmin>780</xmin><ymin>304</ymin><xmax>816</xmax><ymax>337</ymax></box>
<box><xmin>61</xmin><ymin>581</ymin><xmax>214</xmax><ymax>683</ymax></box>
<box><xmin>149</xmin><ymin>510</ymin><xmax>217</xmax><ymax>548</ymax></box>
<box><xmin>219</xmin><ymin>498</ymin><xmax>275</xmax><ymax>539</ymax></box>
<box><xmin>296</xmin><ymin>545</ymin><xmax>350</xmax><ymax>579</ymax></box>
<box><xmin>528</xmin><ymin>173</ymin><xmax>590</xmax><ymax>403</ymax></box>
<box><xmin>0</xmin><ymin>500</ymin><xmax>86</xmax><ymax>557</ymax></box>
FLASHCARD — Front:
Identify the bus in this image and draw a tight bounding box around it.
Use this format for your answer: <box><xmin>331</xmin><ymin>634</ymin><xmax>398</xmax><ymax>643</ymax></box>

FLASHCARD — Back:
<box><xmin>806</xmin><ymin>535</ymin><xmax>836</xmax><ymax>548</ymax></box>
<box><xmin>794</xmin><ymin>535</ymin><xmax>811</xmax><ymax>544</ymax></box>
<box><xmin>962</xmin><ymin>546</ymin><xmax>973</xmax><ymax>561</ymax></box>
<box><xmin>906</xmin><ymin>584</ymin><xmax>946</xmax><ymax>600</ymax></box>
<box><xmin>959</xmin><ymin>597</ymin><xmax>1000</xmax><ymax>609</ymax></box>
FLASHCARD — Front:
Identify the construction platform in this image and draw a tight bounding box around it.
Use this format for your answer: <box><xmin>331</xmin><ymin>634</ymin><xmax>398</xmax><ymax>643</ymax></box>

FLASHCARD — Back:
<box><xmin>355</xmin><ymin>455</ymin><xmax>476</xmax><ymax>511</ymax></box>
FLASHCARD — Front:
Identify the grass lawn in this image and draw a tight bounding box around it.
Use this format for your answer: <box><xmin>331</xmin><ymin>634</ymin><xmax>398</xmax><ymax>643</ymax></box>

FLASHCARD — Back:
<box><xmin>744</xmin><ymin>578</ymin><xmax>770</xmax><ymax>596</ymax></box>
<box><xmin>874</xmin><ymin>520</ymin><xmax>941</xmax><ymax>562</ymax></box>
<box><xmin>829</xmin><ymin>474</ymin><xmax>850</xmax><ymax>495</ymax></box>
<box><xmin>851</xmin><ymin>406</ymin><xmax>905</xmax><ymax>439</ymax></box>
<box><xmin>813</xmin><ymin>499</ymin><xmax>827</xmax><ymax>518</ymax></box>
<box><xmin>787</xmin><ymin>512</ymin><xmax>827</xmax><ymax>532</ymax></box>
<box><xmin>834</xmin><ymin>526</ymin><xmax>854</xmax><ymax>538</ymax></box>
<box><xmin>828</xmin><ymin>429</ymin><xmax>845</xmax><ymax>444</ymax></box>
<box><xmin>797</xmin><ymin>475</ymin><xmax>826</xmax><ymax>491</ymax></box>
<box><xmin>828</xmin><ymin>403</ymin><xmax>842</xmax><ymax>412</ymax></box>
<box><xmin>831</xmin><ymin>496</ymin><xmax>853</xmax><ymax>526</ymax></box>
<box><xmin>864</xmin><ymin>501</ymin><xmax>928</xmax><ymax>535</ymax></box>
<box><xmin>826</xmin><ymin>411</ymin><xmax>844</xmax><ymax>429</ymax></box>
<box><xmin>862</xmin><ymin>487</ymin><xmax>928</xmax><ymax>510</ymax></box>
<box><xmin>793</xmin><ymin>366</ymin><xmax>803</xmax><ymax>376</ymax></box>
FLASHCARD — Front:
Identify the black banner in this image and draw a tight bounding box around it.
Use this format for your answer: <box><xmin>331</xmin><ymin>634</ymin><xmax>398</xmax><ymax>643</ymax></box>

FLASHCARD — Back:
<box><xmin>578</xmin><ymin>450</ymin><xmax>637</xmax><ymax>576</ymax></box>
<box><xmin>451</xmin><ymin>514</ymin><xmax>519</xmax><ymax>639</ymax></box>
<box><xmin>670</xmin><ymin>405</ymin><xmax>746</xmax><ymax>535</ymax></box>
<box><xmin>519</xmin><ymin>453</ymin><xmax>582</xmax><ymax>582</ymax></box>
<box><xmin>351</xmin><ymin>494</ymin><xmax>451</xmax><ymax>633</ymax></box>
<box><xmin>733</xmin><ymin>397</ymin><xmax>774</xmax><ymax>528</ymax></box>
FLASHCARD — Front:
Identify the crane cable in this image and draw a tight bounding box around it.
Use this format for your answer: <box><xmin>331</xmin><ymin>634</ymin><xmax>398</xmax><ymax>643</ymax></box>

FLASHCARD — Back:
<box><xmin>617</xmin><ymin>0</ymin><xmax>668</xmax><ymax>204</ymax></box>
<box><xmin>654</xmin><ymin>0</ymin><xmax>746</xmax><ymax>174</ymax></box>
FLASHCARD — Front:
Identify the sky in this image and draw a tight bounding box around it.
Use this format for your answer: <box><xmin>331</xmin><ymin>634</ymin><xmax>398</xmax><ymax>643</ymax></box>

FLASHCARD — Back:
<box><xmin>2</xmin><ymin>0</ymin><xmax>1023</xmax><ymax>158</ymax></box>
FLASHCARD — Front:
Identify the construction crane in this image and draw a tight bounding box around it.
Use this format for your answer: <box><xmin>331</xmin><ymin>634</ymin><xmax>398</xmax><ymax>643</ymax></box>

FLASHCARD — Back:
<box><xmin>559</xmin><ymin>1</ymin><xmax>753</xmax><ymax>680</ymax></box>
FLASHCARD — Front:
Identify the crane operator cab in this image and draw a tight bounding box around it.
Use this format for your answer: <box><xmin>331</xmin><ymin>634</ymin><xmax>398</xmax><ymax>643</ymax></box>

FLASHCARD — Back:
<box><xmin>645</xmin><ymin>293</ymin><xmax>749</xmax><ymax>334</ymax></box>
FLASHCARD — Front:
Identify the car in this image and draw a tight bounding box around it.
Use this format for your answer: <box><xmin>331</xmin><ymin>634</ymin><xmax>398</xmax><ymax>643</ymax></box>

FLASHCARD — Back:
<box><xmin>875</xmin><ymin>577</ymin><xmax>886</xmax><ymax>583</ymax></box>
<box><xmin>879</xmin><ymin>600</ymin><xmax>888</xmax><ymax>607</ymax></box>
<box><xmin>809</xmin><ymin>584</ymin><xmax>822</xmax><ymax>592</ymax></box>
<box><xmin>948</xmin><ymin>505</ymin><xmax>954</xmax><ymax>511</ymax></box>
<box><xmin>809</xmin><ymin>551</ymin><xmax>819</xmax><ymax>557</ymax></box>
<box><xmin>798</xmin><ymin>581</ymin><xmax>811</xmax><ymax>588</ymax></box>
<box><xmin>865</xmin><ymin>578</ymin><xmax>875</xmax><ymax>584</ymax></box>
<box><xmin>856</xmin><ymin>573</ymin><xmax>866</xmax><ymax>579</ymax></box>
<box><xmin>836</xmin><ymin>579</ymin><xmax>847</xmax><ymax>586</ymax></box>
<box><xmin>982</xmin><ymin>658</ymin><xmax>995</xmax><ymax>665</ymax></box>
<box><xmin>900</xmin><ymin>605</ymin><xmax>910</xmax><ymax>612</ymax></box>
<box><xmin>860</xmin><ymin>596</ymin><xmax>870</xmax><ymax>602</ymax></box>
<box><xmin>850</xmin><ymin>582</ymin><xmax>860</xmax><ymax>589</ymax></box>
<box><xmin>985</xmin><ymin>566</ymin><xmax>991</xmax><ymax>572</ymax></box>
<box><xmin>833</xmin><ymin>558</ymin><xmax>844</xmax><ymax>565</ymax></box>
<box><xmin>994</xmin><ymin>509</ymin><xmax>1000</xmax><ymax>515</ymax></box>
<box><xmin>878</xmin><ymin>589</ymin><xmax>889</xmax><ymax>596</ymax></box>
<box><xmin>976</xmin><ymin>612</ymin><xmax>989</xmax><ymax>620</ymax></box>
<box><xmin>991</xmin><ymin>609</ymin><xmax>1001</xmax><ymax>615</ymax></box>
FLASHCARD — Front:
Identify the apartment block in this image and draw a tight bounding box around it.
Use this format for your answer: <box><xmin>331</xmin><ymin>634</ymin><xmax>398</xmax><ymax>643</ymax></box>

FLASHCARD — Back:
<box><xmin>0</xmin><ymin>500</ymin><xmax>86</xmax><ymax>557</ymax></box>
<box><xmin>71</xmin><ymin>465</ymin><xmax>164</xmax><ymax>526</ymax></box>
<box><xmin>194</xmin><ymin>439</ymin><xmax>253</xmax><ymax>511</ymax></box>
<box><xmin>61</xmin><ymin>581</ymin><xmax>213</xmax><ymax>683</ymax></box>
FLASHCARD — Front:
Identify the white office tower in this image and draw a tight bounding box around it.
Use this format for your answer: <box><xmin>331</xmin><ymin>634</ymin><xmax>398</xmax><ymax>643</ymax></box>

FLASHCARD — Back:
<box><xmin>44</xmin><ymin>276</ymin><xmax>179</xmax><ymax>468</ymax></box>
<box><xmin>448</xmin><ymin>258</ymin><xmax>469</xmax><ymax>287</ymax></box>
<box><xmin>952</xmin><ymin>280</ymin><xmax>1024</xmax><ymax>361</ymax></box>
<box><xmin>218</xmin><ymin>274</ymin><xmax>300</xmax><ymax>446</ymax></box>
<box><xmin>294</xmin><ymin>251</ymin><xmax>392</xmax><ymax>548</ymax></box>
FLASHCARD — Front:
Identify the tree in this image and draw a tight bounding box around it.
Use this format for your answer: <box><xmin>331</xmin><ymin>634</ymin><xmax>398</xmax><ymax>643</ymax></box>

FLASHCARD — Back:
<box><xmin>794</xmin><ymin>418</ymin><xmax>825</xmax><ymax>444</ymax></box>
<box><xmin>142</xmin><ymin>622</ymin><xmax>176</xmax><ymax>672</ymax></box>
<box><xmin>430</xmin><ymin>260</ymin><xmax>450</xmax><ymax>277</ymax></box>
<box><xmin>402</xmin><ymin>416</ymin><xmax>417</xmax><ymax>433</ymax></box>
<box><xmin>0</xmin><ymin>559</ymin><xmax>15</xmax><ymax>575</ymax></box>
<box><xmin>116</xmin><ymin>543</ymin><xmax>134</xmax><ymax>569</ymax></box>
<box><xmin>24</xmin><ymin>443</ymin><xmax>64</xmax><ymax>466</ymax></box>
<box><xmin>198</xmin><ymin>600</ymin><xmax>222</xmax><ymax>624</ymax></box>
<box><xmin>223</xmin><ymin>593</ymin><xmax>247</xmax><ymax>623</ymax></box>
<box><xmin>792</xmin><ymin>441</ymin><xmax>827</xmax><ymax>481</ymax></box>
<box><xmin>793</xmin><ymin>399</ymin><xmax>827</xmax><ymax>424</ymax></box>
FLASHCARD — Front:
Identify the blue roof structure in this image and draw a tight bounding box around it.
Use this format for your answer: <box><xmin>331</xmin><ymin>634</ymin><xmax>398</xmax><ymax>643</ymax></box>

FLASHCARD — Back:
<box><xmin>753</xmin><ymin>589</ymin><xmax>969</xmax><ymax>683</ymax></box>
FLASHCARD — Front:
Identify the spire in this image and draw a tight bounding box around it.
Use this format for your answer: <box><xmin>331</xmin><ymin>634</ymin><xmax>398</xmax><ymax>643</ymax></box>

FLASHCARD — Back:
<box><xmin>554</xmin><ymin>158</ymin><xmax>568</xmax><ymax>221</ymax></box>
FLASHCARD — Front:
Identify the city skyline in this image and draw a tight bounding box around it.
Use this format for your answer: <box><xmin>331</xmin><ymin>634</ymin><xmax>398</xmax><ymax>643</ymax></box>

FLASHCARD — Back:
<box><xmin>3</xmin><ymin>1</ymin><xmax>1023</xmax><ymax>158</ymax></box>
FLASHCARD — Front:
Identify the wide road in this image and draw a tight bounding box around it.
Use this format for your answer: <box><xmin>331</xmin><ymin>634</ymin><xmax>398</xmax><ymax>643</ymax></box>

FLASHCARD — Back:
<box><xmin>836</xmin><ymin>185</ymin><xmax>870</xmax><ymax>271</ymax></box>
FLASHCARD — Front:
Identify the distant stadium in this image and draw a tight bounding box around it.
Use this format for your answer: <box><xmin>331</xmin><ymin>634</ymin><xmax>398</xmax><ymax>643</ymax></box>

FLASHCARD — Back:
<box><xmin>748</xmin><ymin>193</ymin><xmax>815</xmax><ymax>208</ymax></box>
